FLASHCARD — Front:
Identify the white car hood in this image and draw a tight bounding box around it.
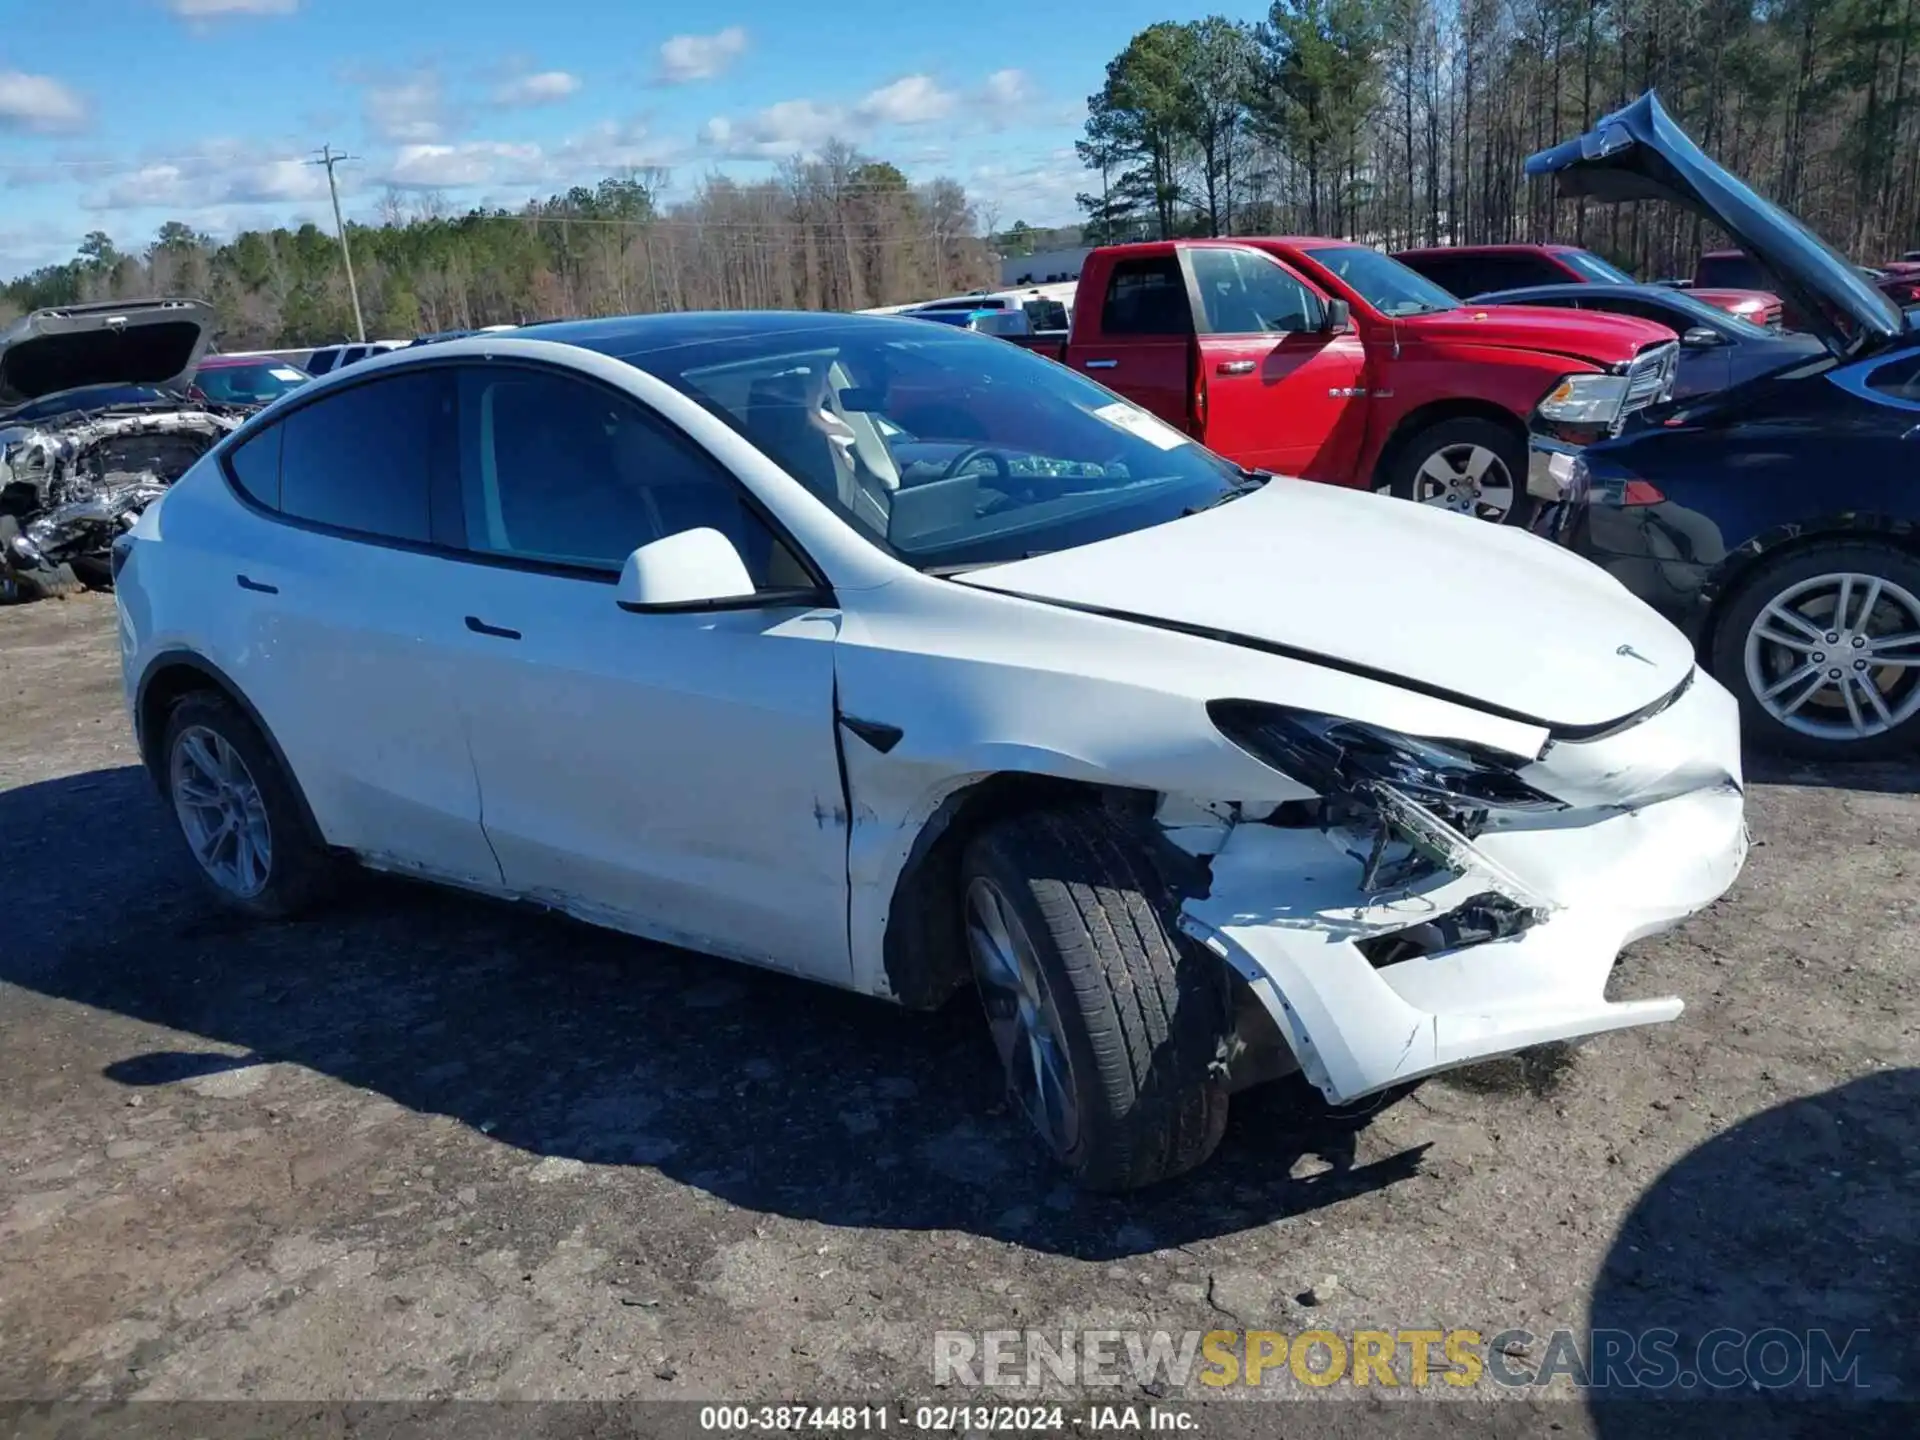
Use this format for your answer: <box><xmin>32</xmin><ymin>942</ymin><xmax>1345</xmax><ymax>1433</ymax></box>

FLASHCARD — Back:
<box><xmin>954</xmin><ymin>478</ymin><xmax>1696</xmax><ymax>731</ymax></box>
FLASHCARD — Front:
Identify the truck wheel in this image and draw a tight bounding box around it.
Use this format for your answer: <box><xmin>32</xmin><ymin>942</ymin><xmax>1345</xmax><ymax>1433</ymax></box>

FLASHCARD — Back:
<box><xmin>1711</xmin><ymin>540</ymin><xmax>1920</xmax><ymax>760</ymax></box>
<box><xmin>961</xmin><ymin>807</ymin><xmax>1230</xmax><ymax>1191</ymax></box>
<box><xmin>1388</xmin><ymin>417</ymin><xmax>1530</xmax><ymax>525</ymax></box>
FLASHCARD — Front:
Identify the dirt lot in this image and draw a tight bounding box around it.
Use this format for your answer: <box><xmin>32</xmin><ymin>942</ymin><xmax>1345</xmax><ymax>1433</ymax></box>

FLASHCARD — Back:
<box><xmin>2</xmin><ymin>593</ymin><xmax>1915</xmax><ymax>1432</ymax></box>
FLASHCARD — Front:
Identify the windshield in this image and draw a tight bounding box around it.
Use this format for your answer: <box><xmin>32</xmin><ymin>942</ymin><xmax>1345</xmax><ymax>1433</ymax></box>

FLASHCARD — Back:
<box><xmin>1300</xmin><ymin>245</ymin><xmax>1458</xmax><ymax>315</ymax></box>
<box><xmin>627</xmin><ymin>322</ymin><xmax>1245</xmax><ymax>572</ymax></box>
<box><xmin>1562</xmin><ymin>250</ymin><xmax>1635</xmax><ymax>284</ymax></box>
<box><xmin>193</xmin><ymin>361</ymin><xmax>310</xmax><ymax>404</ymax></box>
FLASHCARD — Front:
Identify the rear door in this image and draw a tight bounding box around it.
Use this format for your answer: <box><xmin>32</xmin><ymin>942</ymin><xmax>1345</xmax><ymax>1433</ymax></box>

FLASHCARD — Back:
<box><xmin>1063</xmin><ymin>249</ymin><xmax>1193</xmax><ymax>430</ymax></box>
<box><xmin>1180</xmin><ymin>245</ymin><xmax>1368</xmax><ymax>480</ymax></box>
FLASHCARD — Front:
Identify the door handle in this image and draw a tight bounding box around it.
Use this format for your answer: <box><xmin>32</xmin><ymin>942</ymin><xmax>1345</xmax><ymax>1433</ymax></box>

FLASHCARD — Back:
<box><xmin>235</xmin><ymin>574</ymin><xmax>278</xmax><ymax>594</ymax></box>
<box><xmin>464</xmin><ymin>615</ymin><xmax>522</xmax><ymax>640</ymax></box>
<box><xmin>1082</xmin><ymin>359</ymin><xmax>1118</xmax><ymax>370</ymax></box>
<box><xmin>1215</xmin><ymin>360</ymin><xmax>1256</xmax><ymax>376</ymax></box>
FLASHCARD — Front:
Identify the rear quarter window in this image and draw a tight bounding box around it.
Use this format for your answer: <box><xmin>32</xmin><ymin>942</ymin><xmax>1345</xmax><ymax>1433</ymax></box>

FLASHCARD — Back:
<box><xmin>275</xmin><ymin>371</ymin><xmax>446</xmax><ymax>542</ymax></box>
<box><xmin>223</xmin><ymin>424</ymin><xmax>283</xmax><ymax>509</ymax></box>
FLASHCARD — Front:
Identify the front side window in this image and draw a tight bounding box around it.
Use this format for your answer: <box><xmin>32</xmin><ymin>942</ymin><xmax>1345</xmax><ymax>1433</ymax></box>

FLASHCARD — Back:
<box><xmin>1188</xmin><ymin>248</ymin><xmax>1319</xmax><ymax>334</ymax></box>
<box><xmin>276</xmin><ymin>370</ymin><xmax>442</xmax><ymax>542</ymax></box>
<box><xmin>1101</xmin><ymin>256</ymin><xmax>1192</xmax><ymax>336</ymax></box>
<box><xmin>632</xmin><ymin>323</ymin><xmax>1244</xmax><ymax>572</ymax></box>
<box><xmin>453</xmin><ymin>365</ymin><xmax>797</xmax><ymax>584</ymax></box>
<box><xmin>1305</xmin><ymin>246</ymin><xmax>1458</xmax><ymax>315</ymax></box>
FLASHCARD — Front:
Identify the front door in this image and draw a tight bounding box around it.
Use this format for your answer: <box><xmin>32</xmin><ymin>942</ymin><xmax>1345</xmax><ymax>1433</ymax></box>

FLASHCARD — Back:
<box><xmin>437</xmin><ymin>361</ymin><xmax>852</xmax><ymax>984</ymax></box>
<box><xmin>1181</xmin><ymin>245</ymin><xmax>1369</xmax><ymax>480</ymax></box>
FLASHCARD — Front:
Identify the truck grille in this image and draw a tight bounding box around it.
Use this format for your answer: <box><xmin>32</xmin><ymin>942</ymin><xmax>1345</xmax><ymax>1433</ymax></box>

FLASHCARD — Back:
<box><xmin>1618</xmin><ymin>342</ymin><xmax>1679</xmax><ymax>427</ymax></box>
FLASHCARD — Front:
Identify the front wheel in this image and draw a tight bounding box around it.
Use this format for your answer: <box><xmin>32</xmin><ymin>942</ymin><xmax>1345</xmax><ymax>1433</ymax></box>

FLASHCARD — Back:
<box><xmin>1712</xmin><ymin>541</ymin><xmax>1920</xmax><ymax>759</ymax></box>
<box><xmin>1387</xmin><ymin>417</ymin><xmax>1530</xmax><ymax>525</ymax></box>
<box><xmin>962</xmin><ymin>808</ymin><xmax>1231</xmax><ymax>1191</ymax></box>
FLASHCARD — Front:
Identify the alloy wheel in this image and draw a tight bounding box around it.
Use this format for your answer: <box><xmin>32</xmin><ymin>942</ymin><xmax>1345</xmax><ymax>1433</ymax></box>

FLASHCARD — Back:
<box><xmin>170</xmin><ymin>724</ymin><xmax>274</xmax><ymax>898</ymax></box>
<box><xmin>964</xmin><ymin>876</ymin><xmax>1081</xmax><ymax>1159</ymax></box>
<box><xmin>1412</xmin><ymin>442</ymin><xmax>1516</xmax><ymax>521</ymax></box>
<box><xmin>1743</xmin><ymin>571</ymin><xmax>1920</xmax><ymax>741</ymax></box>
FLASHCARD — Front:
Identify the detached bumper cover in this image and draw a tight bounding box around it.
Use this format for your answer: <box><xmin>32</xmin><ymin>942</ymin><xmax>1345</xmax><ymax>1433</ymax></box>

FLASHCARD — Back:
<box><xmin>1179</xmin><ymin>672</ymin><xmax>1747</xmax><ymax>1103</ymax></box>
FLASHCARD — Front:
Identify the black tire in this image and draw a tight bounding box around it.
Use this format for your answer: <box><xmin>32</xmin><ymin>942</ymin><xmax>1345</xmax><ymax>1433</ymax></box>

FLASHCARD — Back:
<box><xmin>69</xmin><ymin>554</ymin><xmax>114</xmax><ymax>591</ymax></box>
<box><xmin>160</xmin><ymin>691</ymin><xmax>337</xmax><ymax>918</ymax></box>
<box><xmin>1711</xmin><ymin>540</ymin><xmax>1920</xmax><ymax>760</ymax></box>
<box><xmin>1386</xmin><ymin>415</ymin><xmax>1531</xmax><ymax>526</ymax></box>
<box><xmin>0</xmin><ymin>516</ymin><xmax>83</xmax><ymax>603</ymax></box>
<box><xmin>962</xmin><ymin>807</ymin><xmax>1231</xmax><ymax>1191</ymax></box>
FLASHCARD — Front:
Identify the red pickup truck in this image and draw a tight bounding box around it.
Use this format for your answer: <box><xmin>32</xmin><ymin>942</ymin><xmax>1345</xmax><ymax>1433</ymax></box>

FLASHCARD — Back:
<box><xmin>1395</xmin><ymin>242</ymin><xmax>1783</xmax><ymax>327</ymax></box>
<box><xmin>1026</xmin><ymin>238</ymin><xmax>1680</xmax><ymax>524</ymax></box>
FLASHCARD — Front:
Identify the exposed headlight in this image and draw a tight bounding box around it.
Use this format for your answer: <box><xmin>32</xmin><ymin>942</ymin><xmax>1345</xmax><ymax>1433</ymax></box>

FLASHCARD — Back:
<box><xmin>1208</xmin><ymin>701</ymin><xmax>1563</xmax><ymax>814</ymax></box>
<box><xmin>1536</xmin><ymin>372</ymin><xmax>1630</xmax><ymax>427</ymax></box>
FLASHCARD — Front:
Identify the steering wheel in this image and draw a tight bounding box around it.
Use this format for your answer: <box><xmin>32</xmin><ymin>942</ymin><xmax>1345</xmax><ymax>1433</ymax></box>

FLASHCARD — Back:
<box><xmin>937</xmin><ymin>445</ymin><xmax>1012</xmax><ymax>484</ymax></box>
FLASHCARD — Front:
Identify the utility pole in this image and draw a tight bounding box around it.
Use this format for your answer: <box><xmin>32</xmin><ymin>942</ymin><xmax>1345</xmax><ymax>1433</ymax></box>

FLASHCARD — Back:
<box><xmin>310</xmin><ymin>144</ymin><xmax>367</xmax><ymax>342</ymax></box>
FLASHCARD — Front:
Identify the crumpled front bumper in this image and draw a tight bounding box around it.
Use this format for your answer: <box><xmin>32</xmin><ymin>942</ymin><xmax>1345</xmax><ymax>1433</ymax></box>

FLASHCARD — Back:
<box><xmin>1177</xmin><ymin>671</ymin><xmax>1748</xmax><ymax>1103</ymax></box>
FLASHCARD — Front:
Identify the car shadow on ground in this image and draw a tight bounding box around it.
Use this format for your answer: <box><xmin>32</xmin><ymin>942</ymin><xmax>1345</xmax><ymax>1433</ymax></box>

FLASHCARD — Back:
<box><xmin>1</xmin><ymin>766</ymin><xmax>1430</xmax><ymax>1261</ymax></box>
<box><xmin>1743</xmin><ymin>751</ymin><xmax>1920</xmax><ymax>795</ymax></box>
<box><xmin>1586</xmin><ymin>1069</ymin><xmax>1918</xmax><ymax>1434</ymax></box>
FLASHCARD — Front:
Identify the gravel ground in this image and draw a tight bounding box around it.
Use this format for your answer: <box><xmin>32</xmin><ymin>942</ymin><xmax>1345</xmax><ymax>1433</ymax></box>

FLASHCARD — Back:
<box><xmin>1</xmin><ymin>593</ymin><xmax>1915</xmax><ymax>1435</ymax></box>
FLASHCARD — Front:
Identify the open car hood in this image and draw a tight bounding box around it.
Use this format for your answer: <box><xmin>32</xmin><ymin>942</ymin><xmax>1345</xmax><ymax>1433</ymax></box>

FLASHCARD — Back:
<box><xmin>0</xmin><ymin>299</ymin><xmax>215</xmax><ymax>412</ymax></box>
<box><xmin>955</xmin><ymin>478</ymin><xmax>1696</xmax><ymax>733</ymax></box>
<box><xmin>1526</xmin><ymin>93</ymin><xmax>1906</xmax><ymax>356</ymax></box>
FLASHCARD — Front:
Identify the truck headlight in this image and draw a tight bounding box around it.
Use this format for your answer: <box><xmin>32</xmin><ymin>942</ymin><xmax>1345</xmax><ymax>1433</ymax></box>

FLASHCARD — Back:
<box><xmin>1208</xmin><ymin>701</ymin><xmax>1564</xmax><ymax>813</ymax></box>
<box><xmin>1536</xmin><ymin>372</ymin><xmax>1630</xmax><ymax>427</ymax></box>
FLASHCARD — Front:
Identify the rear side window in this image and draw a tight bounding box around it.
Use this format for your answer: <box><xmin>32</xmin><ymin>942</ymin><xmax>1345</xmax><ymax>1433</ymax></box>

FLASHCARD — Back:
<box><xmin>1101</xmin><ymin>257</ymin><xmax>1192</xmax><ymax>336</ymax></box>
<box><xmin>277</xmin><ymin>371</ymin><xmax>444</xmax><ymax>543</ymax></box>
<box><xmin>1023</xmin><ymin>299</ymin><xmax>1069</xmax><ymax>331</ymax></box>
<box><xmin>1187</xmin><ymin>248</ymin><xmax>1318</xmax><ymax>333</ymax></box>
<box><xmin>224</xmin><ymin>424</ymin><xmax>283</xmax><ymax>509</ymax></box>
<box><xmin>1399</xmin><ymin>253</ymin><xmax>1472</xmax><ymax>293</ymax></box>
<box><xmin>306</xmin><ymin>349</ymin><xmax>338</xmax><ymax>375</ymax></box>
<box><xmin>1697</xmin><ymin>254</ymin><xmax>1763</xmax><ymax>289</ymax></box>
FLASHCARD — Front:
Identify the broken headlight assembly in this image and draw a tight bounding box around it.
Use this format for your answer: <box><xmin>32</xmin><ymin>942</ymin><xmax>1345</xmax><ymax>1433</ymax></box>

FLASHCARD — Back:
<box><xmin>1207</xmin><ymin>700</ymin><xmax>1566</xmax><ymax>900</ymax></box>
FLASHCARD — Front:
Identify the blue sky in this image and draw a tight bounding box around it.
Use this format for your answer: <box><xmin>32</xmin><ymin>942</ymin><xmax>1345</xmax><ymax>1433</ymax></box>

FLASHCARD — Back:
<box><xmin>0</xmin><ymin>0</ymin><xmax>1267</xmax><ymax>277</ymax></box>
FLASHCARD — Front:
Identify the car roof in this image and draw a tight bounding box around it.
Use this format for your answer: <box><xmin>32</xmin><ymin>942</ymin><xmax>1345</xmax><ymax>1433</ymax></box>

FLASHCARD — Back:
<box><xmin>516</xmin><ymin>309</ymin><xmax>927</xmax><ymax>357</ymax></box>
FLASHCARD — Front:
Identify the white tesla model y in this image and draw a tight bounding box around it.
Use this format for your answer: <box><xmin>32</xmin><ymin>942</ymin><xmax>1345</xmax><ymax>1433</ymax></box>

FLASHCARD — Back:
<box><xmin>115</xmin><ymin>313</ymin><xmax>1748</xmax><ymax>1189</ymax></box>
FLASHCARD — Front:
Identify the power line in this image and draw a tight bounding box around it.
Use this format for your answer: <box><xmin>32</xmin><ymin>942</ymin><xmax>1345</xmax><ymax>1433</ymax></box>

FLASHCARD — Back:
<box><xmin>310</xmin><ymin>144</ymin><xmax>367</xmax><ymax>343</ymax></box>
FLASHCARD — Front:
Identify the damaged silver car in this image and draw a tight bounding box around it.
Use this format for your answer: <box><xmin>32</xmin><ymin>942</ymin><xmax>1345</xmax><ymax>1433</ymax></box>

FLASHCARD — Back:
<box><xmin>0</xmin><ymin>300</ymin><xmax>241</xmax><ymax>603</ymax></box>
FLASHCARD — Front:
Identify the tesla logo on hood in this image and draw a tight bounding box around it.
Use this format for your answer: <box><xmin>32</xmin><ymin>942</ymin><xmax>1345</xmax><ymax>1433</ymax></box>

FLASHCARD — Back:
<box><xmin>1616</xmin><ymin>644</ymin><xmax>1656</xmax><ymax>665</ymax></box>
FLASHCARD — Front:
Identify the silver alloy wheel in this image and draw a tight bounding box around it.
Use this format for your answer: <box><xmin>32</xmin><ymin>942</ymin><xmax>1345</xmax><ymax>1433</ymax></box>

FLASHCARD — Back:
<box><xmin>1743</xmin><ymin>571</ymin><xmax>1920</xmax><ymax>741</ymax></box>
<box><xmin>169</xmin><ymin>724</ymin><xmax>273</xmax><ymax>898</ymax></box>
<box><xmin>964</xmin><ymin>876</ymin><xmax>1080</xmax><ymax>1159</ymax></box>
<box><xmin>1413</xmin><ymin>442</ymin><xmax>1516</xmax><ymax>521</ymax></box>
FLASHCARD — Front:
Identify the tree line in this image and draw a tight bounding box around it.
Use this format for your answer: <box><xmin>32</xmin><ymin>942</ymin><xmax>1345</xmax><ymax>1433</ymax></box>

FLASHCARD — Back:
<box><xmin>1077</xmin><ymin>0</ymin><xmax>1920</xmax><ymax>275</ymax></box>
<box><xmin>0</xmin><ymin>149</ymin><xmax>992</xmax><ymax>350</ymax></box>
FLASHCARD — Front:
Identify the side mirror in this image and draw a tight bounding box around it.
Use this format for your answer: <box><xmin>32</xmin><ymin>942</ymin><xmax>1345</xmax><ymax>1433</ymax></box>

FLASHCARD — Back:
<box><xmin>1680</xmin><ymin>325</ymin><xmax>1726</xmax><ymax>349</ymax></box>
<box><xmin>1320</xmin><ymin>298</ymin><xmax>1352</xmax><ymax>334</ymax></box>
<box><xmin>616</xmin><ymin>528</ymin><xmax>757</xmax><ymax>612</ymax></box>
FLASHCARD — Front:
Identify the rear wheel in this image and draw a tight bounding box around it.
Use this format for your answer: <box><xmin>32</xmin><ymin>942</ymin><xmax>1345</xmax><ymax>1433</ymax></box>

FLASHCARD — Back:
<box><xmin>961</xmin><ymin>807</ymin><xmax>1231</xmax><ymax>1191</ymax></box>
<box><xmin>161</xmin><ymin>692</ymin><xmax>337</xmax><ymax>917</ymax></box>
<box><xmin>1712</xmin><ymin>541</ymin><xmax>1920</xmax><ymax>759</ymax></box>
<box><xmin>1387</xmin><ymin>416</ymin><xmax>1530</xmax><ymax>525</ymax></box>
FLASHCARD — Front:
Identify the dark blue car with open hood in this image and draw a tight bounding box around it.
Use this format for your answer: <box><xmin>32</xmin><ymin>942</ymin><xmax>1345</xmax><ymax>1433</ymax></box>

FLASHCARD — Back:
<box><xmin>1526</xmin><ymin>93</ymin><xmax>1920</xmax><ymax>761</ymax></box>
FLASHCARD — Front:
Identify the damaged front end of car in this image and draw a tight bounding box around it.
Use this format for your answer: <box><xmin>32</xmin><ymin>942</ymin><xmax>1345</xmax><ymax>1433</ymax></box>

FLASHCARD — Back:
<box><xmin>1159</xmin><ymin>679</ymin><xmax>1747</xmax><ymax>1105</ymax></box>
<box><xmin>1</xmin><ymin>408</ymin><xmax>239</xmax><ymax>601</ymax></box>
<box><xmin>0</xmin><ymin>299</ymin><xmax>242</xmax><ymax>603</ymax></box>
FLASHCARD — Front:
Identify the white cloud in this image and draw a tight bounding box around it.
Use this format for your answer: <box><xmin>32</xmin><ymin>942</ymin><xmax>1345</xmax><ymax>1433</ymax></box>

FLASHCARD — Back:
<box><xmin>82</xmin><ymin>143</ymin><xmax>331</xmax><ymax>211</ymax></box>
<box><xmin>855</xmin><ymin>75</ymin><xmax>956</xmax><ymax>126</ymax></box>
<box><xmin>493</xmin><ymin>70</ymin><xmax>582</xmax><ymax>107</ymax></box>
<box><xmin>980</xmin><ymin>69</ymin><xmax>1036</xmax><ymax>109</ymax></box>
<box><xmin>655</xmin><ymin>26</ymin><xmax>748</xmax><ymax>84</ymax></box>
<box><xmin>0</xmin><ymin>71</ymin><xmax>89</xmax><ymax>135</ymax></box>
<box><xmin>383</xmin><ymin>123</ymin><xmax>685</xmax><ymax>191</ymax></box>
<box><xmin>363</xmin><ymin>70</ymin><xmax>446</xmax><ymax>143</ymax></box>
<box><xmin>970</xmin><ymin>153</ymin><xmax>1084</xmax><ymax>225</ymax></box>
<box><xmin>699</xmin><ymin>99</ymin><xmax>844</xmax><ymax>158</ymax></box>
<box><xmin>167</xmin><ymin>0</ymin><xmax>300</xmax><ymax>15</ymax></box>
